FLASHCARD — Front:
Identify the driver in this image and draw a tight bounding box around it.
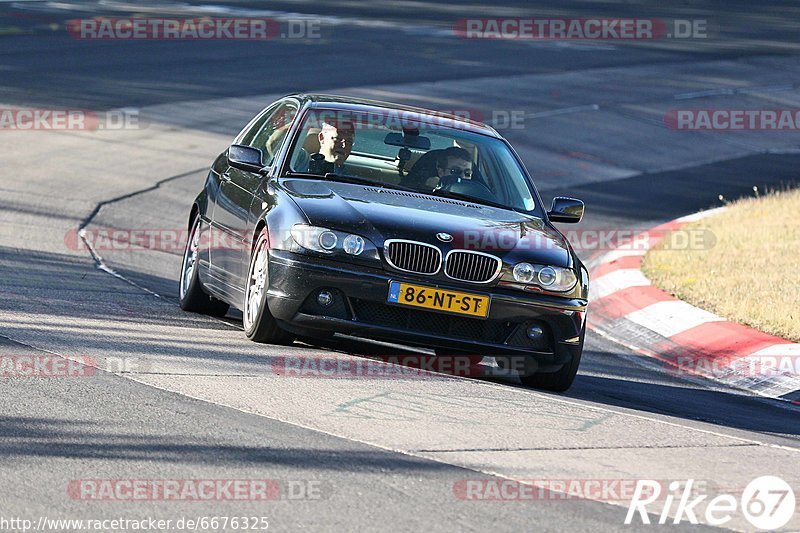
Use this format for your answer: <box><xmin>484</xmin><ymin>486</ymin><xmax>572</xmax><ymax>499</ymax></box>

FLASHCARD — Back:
<box><xmin>433</xmin><ymin>147</ymin><xmax>473</xmax><ymax>190</ymax></box>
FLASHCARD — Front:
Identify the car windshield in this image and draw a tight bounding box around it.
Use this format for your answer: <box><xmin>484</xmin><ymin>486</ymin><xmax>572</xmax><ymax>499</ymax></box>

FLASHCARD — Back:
<box><xmin>283</xmin><ymin>108</ymin><xmax>539</xmax><ymax>213</ymax></box>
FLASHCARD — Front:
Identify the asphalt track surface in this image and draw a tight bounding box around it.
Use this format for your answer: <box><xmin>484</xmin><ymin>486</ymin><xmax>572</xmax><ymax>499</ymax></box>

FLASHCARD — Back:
<box><xmin>1</xmin><ymin>1</ymin><xmax>799</xmax><ymax>531</ymax></box>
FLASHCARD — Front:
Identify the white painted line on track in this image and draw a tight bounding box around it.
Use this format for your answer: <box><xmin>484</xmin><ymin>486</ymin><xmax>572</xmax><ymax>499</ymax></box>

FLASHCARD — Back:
<box><xmin>590</xmin><ymin>268</ymin><xmax>650</xmax><ymax>300</ymax></box>
<box><xmin>625</xmin><ymin>300</ymin><xmax>725</xmax><ymax>339</ymax></box>
<box><xmin>748</xmin><ymin>344</ymin><xmax>800</xmax><ymax>357</ymax></box>
<box><xmin>8</xmin><ymin>310</ymin><xmax>781</xmax><ymax>455</ymax></box>
<box><xmin>126</xmin><ymin>364</ymin><xmax>800</xmax><ymax>456</ymax></box>
<box><xmin>587</xmin><ymin>324</ymin><xmax>800</xmax><ymax>412</ymax></box>
<box><xmin>6</xmin><ymin>277</ymin><xmax>795</xmax><ymax>458</ymax></box>
<box><xmin>597</xmin><ymin>248</ymin><xmax>649</xmax><ymax>263</ymax></box>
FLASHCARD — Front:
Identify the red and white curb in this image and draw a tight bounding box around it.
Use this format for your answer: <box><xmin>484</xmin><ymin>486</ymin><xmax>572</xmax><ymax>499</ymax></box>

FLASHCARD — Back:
<box><xmin>587</xmin><ymin>208</ymin><xmax>800</xmax><ymax>404</ymax></box>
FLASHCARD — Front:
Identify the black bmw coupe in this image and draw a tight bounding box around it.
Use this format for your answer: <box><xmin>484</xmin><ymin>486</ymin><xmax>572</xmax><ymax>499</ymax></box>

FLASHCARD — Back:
<box><xmin>179</xmin><ymin>94</ymin><xmax>588</xmax><ymax>391</ymax></box>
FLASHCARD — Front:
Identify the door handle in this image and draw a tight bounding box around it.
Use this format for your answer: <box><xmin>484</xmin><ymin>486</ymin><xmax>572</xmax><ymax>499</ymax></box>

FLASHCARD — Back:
<box><xmin>221</xmin><ymin>172</ymin><xmax>231</xmax><ymax>182</ymax></box>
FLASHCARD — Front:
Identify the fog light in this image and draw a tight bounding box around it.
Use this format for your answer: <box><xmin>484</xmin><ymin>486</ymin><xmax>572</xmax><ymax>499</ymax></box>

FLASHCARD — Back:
<box><xmin>527</xmin><ymin>325</ymin><xmax>544</xmax><ymax>340</ymax></box>
<box><xmin>317</xmin><ymin>290</ymin><xmax>334</xmax><ymax>307</ymax></box>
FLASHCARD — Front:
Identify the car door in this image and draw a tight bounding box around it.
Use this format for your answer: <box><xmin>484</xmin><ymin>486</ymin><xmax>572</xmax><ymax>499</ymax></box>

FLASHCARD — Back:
<box><xmin>211</xmin><ymin>101</ymin><xmax>298</xmax><ymax>293</ymax></box>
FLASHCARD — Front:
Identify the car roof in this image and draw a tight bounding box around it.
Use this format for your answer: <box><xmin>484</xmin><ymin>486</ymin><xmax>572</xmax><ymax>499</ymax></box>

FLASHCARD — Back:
<box><xmin>285</xmin><ymin>93</ymin><xmax>501</xmax><ymax>138</ymax></box>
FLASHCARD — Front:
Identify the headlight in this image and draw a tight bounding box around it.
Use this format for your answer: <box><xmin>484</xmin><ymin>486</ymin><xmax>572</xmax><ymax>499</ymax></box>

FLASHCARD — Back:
<box><xmin>291</xmin><ymin>225</ymin><xmax>336</xmax><ymax>254</ymax></box>
<box><xmin>290</xmin><ymin>224</ymin><xmax>379</xmax><ymax>262</ymax></box>
<box><xmin>513</xmin><ymin>262</ymin><xmax>536</xmax><ymax>283</ymax></box>
<box><xmin>319</xmin><ymin>230</ymin><xmax>338</xmax><ymax>251</ymax></box>
<box><xmin>538</xmin><ymin>266</ymin><xmax>557</xmax><ymax>286</ymax></box>
<box><xmin>343</xmin><ymin>234</ymin><xmax>365</xmax><ymax>256</ymax></box>
<box><xmin>503</xmin><ymin>263</ymin><xmax>577</xmax><ymax>292</ymax></box>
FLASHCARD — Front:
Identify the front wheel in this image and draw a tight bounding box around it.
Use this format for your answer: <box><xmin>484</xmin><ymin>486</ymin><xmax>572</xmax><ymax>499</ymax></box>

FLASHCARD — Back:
<box><xmin>519</xmin><ymin>325</ymin><xmax>585</xmax><ymax>392</ymax></box>
<box><xmin>243</xmin><ymin>230</ymin><xmax>294</xmax><ymax>345</ymax></box>
<box><xmin>179</xmin><ymin>215</ymin><xmax>230</xmax><ymax>317</ymax></box>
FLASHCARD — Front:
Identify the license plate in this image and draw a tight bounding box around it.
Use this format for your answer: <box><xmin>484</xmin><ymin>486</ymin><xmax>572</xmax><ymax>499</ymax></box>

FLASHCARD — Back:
<box><xmin>387</xmin><ymin>281</ymin><xmax>490</xmax><ymax>318</ymax></box>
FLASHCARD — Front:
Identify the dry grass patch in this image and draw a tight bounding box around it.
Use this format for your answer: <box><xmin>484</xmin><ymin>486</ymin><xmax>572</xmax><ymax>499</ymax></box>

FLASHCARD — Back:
<box><xmin>642</xmin><ymin>188</ymin><xmax>800</xmax><ymax>342</ymax></box>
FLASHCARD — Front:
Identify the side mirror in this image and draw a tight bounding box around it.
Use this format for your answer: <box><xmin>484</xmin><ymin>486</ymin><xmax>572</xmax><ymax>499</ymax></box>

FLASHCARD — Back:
<box><xmin>228</xmin><ymin>144</ymin><xmax>265</xmax><ymax>173</ymax></box>
<box><xmin>548</xmin><ymin>197</ymin><xmax>584</xmax><ymax>223</ymax></box>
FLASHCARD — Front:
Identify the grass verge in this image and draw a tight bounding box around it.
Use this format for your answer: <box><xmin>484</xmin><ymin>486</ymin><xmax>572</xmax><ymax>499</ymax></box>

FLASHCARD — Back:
<box><xmin>642</xmin><ymin>187</ymin><xmax>800</xmax><ymax>342</ymax></box>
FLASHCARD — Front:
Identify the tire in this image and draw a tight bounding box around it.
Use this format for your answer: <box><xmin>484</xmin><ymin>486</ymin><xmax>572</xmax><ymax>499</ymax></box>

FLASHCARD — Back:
<box><xmin>243</xmin><ymin>230</ymin><xmax>294</xmax><ymax>344</ymax></box>
<box><xmin>179</xmin><ymin>215</ymin><xmax>230</xmax><ymax>317</ymax></box>
<box><xmin>519</xmin><ymin>324</ymin><xmax>585</xmax><ymax>392</ymax></box>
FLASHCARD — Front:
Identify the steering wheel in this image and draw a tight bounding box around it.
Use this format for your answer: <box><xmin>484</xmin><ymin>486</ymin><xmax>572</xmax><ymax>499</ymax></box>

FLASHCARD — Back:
<box><xmin>438</xmin><ymin>177</ymin><xmax>496</xmax><ymax>203</ymax></box>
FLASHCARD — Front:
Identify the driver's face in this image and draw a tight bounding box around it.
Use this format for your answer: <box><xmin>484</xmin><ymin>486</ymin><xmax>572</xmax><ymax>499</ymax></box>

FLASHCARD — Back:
<box><xmin>319</xmin><ymin>126</ymin><xmax>354</xmax><ymax>165</ymax></box>
<box><xmin>438</xmin><ymin>157</ymin><xmax>473</xmax><ymax>179</ymax></box>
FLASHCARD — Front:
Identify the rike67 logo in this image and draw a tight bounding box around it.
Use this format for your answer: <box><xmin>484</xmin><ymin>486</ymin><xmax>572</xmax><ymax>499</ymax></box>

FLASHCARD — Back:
<box><xmin>626</xmin><ymin>476</ymin><xmax>796</xmax><ymax>530</ymax></box>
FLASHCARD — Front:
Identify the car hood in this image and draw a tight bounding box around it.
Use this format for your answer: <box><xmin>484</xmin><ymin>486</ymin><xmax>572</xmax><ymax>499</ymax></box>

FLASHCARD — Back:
<box><xmin>279</xmin><ymin>178</ymin><xmax>572</xmax><ymax>267</ymax></box>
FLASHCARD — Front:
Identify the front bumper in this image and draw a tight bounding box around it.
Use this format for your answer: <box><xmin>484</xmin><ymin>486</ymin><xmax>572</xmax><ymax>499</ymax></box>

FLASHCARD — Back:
<box><xmin>266</xmin><ymin>250</ymin><xmax>587</xmax><ymax>368</ymax></box>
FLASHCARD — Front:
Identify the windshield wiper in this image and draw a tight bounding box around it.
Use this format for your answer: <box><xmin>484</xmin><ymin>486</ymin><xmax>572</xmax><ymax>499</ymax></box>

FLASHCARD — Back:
<box><xmin>284</xmin><ymin>171</ymin><xmax>418</xmax><ymax>192</ymax></box>
<box><xmin>432</xmin><ymin>189</ymin><xmax>509</xmax><ymax>210</ymax></box>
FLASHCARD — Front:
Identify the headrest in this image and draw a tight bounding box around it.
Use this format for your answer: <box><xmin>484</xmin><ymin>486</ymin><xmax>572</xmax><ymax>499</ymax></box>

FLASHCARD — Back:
<box><xmin>302</xmin><ymin>128</ymin><xmax>321</xmax><ymax>154</ymax></box>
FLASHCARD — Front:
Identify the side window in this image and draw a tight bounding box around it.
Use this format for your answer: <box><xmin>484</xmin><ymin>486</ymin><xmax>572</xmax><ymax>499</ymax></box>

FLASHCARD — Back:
<box><xmin>248</xmin><ymin>102</ymin><xmax>298</xmax><ymax>167</ymax></box>
<box><xmin>237</xmin><ymin>104</ymin><xmax>278</xmax><ymax>146</ymax></box>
